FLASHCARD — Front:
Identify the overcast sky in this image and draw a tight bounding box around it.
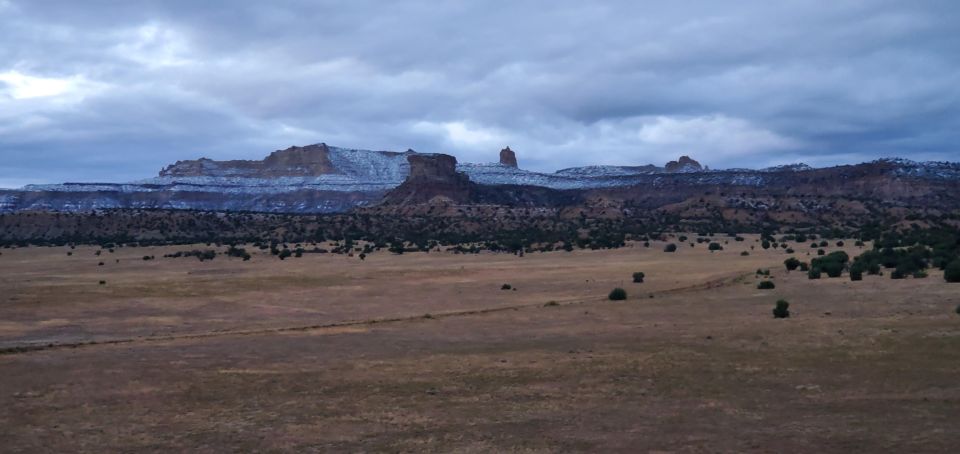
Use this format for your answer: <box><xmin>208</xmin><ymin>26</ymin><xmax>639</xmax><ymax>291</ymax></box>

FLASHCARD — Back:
<box><xmin>1</xmin><ymin>0</ymin><xmax>958</xmax><ymax>187</ymax></box>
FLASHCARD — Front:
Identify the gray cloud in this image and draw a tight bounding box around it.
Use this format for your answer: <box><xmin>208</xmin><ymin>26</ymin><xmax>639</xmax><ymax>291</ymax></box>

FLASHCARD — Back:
<box><xmin>1</xmin><ymin>0</ymin><xmax>958</xmax><ymax>187</ymax></box>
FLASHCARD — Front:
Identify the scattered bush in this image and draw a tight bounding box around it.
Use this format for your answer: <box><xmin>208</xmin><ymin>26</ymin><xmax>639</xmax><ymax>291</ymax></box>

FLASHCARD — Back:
<box><xmin>663</xmin><ymin>243</ymin><xmax>677</xmax><ymax>253</ymax></box>
<box><xmin>799</xmin><ymin>262</ymin><xmax>810</xmax><ymax>271</ymax></box>
<box><xmin>632</xmin><ymin>272</ymin><xmax>645</xmax><ymax>283</ymax></box>
<box><xmin>945</xmin><ymin>260</ymin><xmax>960</xmax><ymax>283</ymax></box>
<box><xmin>849</xmin><ymin>266</ymin><xmax>863</xmax><ymax>281</ymax></box>
<box><xmin>784</xmin><ymin>257</ymin><xmax>801</xmax><ymax>271</ymax></box>
<box><xmin>608</xmin><ymin>288</ymin><xmax>627</xmax><ymax>301</ymax></box>
<box><xmin>501</xmin><ymin>283</ymin><xmax>512</xmax><ymax>290</ymax></box>
<box><xmin>808</xmin><ymin>268</ymin><xmax>822</xmax><ymax>279</ymax></box>
<box><xmin>740</xmin><ymin>251</ymin><xmax>749</xmax><ymax>256</ymax></box>
<box><xmin>226</xmin><ymin>246</ymin><xmax>251</xmax><ymax>261</ymax></box>
<box><xmin>823</xmin><ymin>261</ymin><xmax>844</xmax><ymax>277</ymax></box>
<box><xmin>757</xmin><ymin>281</ymin><xmax>776</xmax><ymax>290</ymax></box>
<box><xmin>165</xmin><ymin>249</ymin><xmax>216</xmax><ymax>261</ymax></box>
<box><xmin>773</xmin><ymin>299</ymin><xmax>790</xmax><ymax>318</ymax></box>
<box><xmin>98</xmin><ymin>280</ymin><xmax>106</xmax><ymax>285</ymax></box>
<box><xmin>708</xmin><ymin>242</ymin><xmax>723</xmax><ymax>251</ymax></box>
<box><xmin>811</xmin><ymin>251</ymin><xmax>849</xmax><ymax>278</ymax></box>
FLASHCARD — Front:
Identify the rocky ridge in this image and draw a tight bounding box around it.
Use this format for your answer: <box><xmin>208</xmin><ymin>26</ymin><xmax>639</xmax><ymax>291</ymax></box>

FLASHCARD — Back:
<box><xmin>2</xmin><ymin>143</ymin><xmax>960</xmax><ymax>214</ymax></box>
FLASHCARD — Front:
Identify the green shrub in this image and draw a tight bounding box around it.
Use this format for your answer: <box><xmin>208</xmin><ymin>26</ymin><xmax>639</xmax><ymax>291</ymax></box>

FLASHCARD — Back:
<box><xmin>608</xmin><ymin>288</ymin><xmax>627</xmax><ymax>301</ymax></box>
<box><xmin>740</xmin><ymin>251</ymin><xmax>749</xmax><ymax>256</ymax></box>
<box><xmin>757</xmin><ymin>281</ymin><xmax>776</xmax><ymax>290</ymax></box>
<box><xmin>808</xmin><ymin>268</ymin><xmax>821</xmax><ymax>279</ymax></box>
<box><xmin>773</xmin><ymin>299</ymin><xmax>790</xmax><ymax>318</ymax></box>
<box><xmin>849</xmin><ymin>267</ymin><xmax>863</xmax><ymax>281</ymax></box>
<box><xmin>810</xmin><ymin>251</ymin><xmax>848</xmax><ymax>278</ymax></box>
<box><xmin>945</xmin><ymin>260</ymin><xmax>960</xmax><ymax>283</ymax></box>
<box><xmin>784</xmin><ymin>257</ymin><xmax>800</xmax><ymax>271</ymax></box>
<box><xmin>632</xmin><ymin>272</ymin><xmax>645</xmax><ymax>283</ymax></box>
<box><xmin>821</xmin><ymin>261</ymin><xmax>844</xmax><ymax>278</ymax></box>
<box><xmin>663</xmin><ymin>243</ymin><xmax>677</xmax><ymax>253</ymax></box>
<box><xmin>501</xmin><ymin>283</ymin><xmax>512</xmax><ymax>290</ymax></box>
<box><xmin>913</xmin><ymin>270</ymin><xmax>928</xmax><ymax>279</ymax></box>
<box><xmin>799</xmin><ymin>262</ymin><xmax>810</xmax><ymax>271</ymax></box>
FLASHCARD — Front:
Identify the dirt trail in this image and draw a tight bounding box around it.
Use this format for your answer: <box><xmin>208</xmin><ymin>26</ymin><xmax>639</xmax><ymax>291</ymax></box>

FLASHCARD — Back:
<box><xmin>0</xmin><ymin>270</ymin><xmax>753</xmax><ymax>356</ymax></box>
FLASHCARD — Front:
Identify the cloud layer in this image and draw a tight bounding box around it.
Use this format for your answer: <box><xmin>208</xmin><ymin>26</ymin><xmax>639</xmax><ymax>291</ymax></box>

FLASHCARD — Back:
<box><xmin>1</xmin><ymin>0</ymin><xmax>958</xmax><ymax>186</ymax></box>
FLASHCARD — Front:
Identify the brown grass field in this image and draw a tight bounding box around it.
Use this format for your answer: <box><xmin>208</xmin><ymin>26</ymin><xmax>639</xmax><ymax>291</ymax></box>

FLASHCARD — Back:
<box><xmin>1</xmin><ymin>236</ymin><xmax>959</xmax><ymax>452</ymax></box>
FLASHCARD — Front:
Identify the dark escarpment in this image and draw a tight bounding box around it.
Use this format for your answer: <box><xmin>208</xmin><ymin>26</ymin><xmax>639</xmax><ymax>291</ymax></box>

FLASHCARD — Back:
<box><xmin>381</xmin><ymin>153</ymin><xmax>583</xmax><ymax>208</ymax></box>
<box><xmin>381</xmin><ymin>154</ymin><xmax>474</xmax><ymax>205</ymax></box>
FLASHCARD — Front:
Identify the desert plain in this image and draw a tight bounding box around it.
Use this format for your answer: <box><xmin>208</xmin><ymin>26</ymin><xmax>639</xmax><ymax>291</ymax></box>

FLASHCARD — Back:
<box><xmin>1</xmin><ymin>236</ymin><xmax>958</xmax><ymax>452</ymax></box>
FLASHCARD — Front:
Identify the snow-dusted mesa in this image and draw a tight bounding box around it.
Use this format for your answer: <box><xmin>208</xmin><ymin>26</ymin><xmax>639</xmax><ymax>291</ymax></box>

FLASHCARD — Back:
<box><xmin>761</xmin><ymin>163</ymin><xmax>813</xmax><ymax>172</ymax></box>
<box><xmin>2</xmin><ymin>143</ymin><xmax>959</xmax><ymax>213</ymax></box>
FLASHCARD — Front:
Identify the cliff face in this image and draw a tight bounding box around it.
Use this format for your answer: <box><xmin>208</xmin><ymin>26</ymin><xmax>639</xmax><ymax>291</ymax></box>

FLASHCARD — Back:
<box><xmin>160</xmin><ymin>143</ymin><xmax>337</xmax><ymax>177</ymax></box>
<box><xmin>499</xmin><ymin>147</ymin><xmax>518</xmax><ymax>168</ymax></box>
<box><xmin>664</xmin><ymin>156</ymin><xmax>703</xmax><ymax>173</ymax></box>
<box><xmin>381</xmin><ymin>154</ymin><xmax>474</xmax><ymax>205</ymax></box>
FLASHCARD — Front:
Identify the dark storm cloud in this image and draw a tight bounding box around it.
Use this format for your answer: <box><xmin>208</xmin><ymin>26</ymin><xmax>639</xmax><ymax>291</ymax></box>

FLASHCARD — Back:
<box><xmin>1</xmin><ymin>0</ymin><xmax>958</xmax><ymax>186</ymax></box>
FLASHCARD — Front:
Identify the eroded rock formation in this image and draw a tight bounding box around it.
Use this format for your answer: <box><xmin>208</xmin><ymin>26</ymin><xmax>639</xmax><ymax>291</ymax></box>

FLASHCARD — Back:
<box><xmin>499</xmin><ymin>147</ymin><xmax>518</xmax><ymax>168</ymax></box>
<box><xmin>664</xmin><ymin>156</ymin><xmax>703</xmax><ymax>173</ymax></box>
